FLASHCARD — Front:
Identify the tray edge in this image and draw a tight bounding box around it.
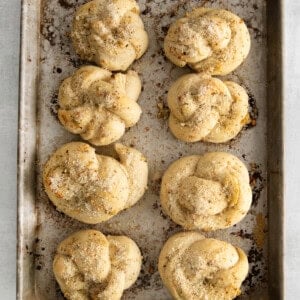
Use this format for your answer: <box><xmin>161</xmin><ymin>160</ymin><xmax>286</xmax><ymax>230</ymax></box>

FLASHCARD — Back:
<box><xmin>17</xmin><ymin>0</ymin><xmax>41</xmax><ymax>299</ymax></box>
<box><xmin>267</xmin><ymin>0</ymin><xmax>285</xmax><ymax>299</ymax></box>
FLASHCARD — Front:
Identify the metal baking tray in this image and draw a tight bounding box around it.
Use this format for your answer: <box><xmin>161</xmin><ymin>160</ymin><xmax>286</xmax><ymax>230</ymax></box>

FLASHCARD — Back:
<box><xmin>17</xmin><ymin>0</ymin><xmax>284</xmax><ymax>299</ymax></box>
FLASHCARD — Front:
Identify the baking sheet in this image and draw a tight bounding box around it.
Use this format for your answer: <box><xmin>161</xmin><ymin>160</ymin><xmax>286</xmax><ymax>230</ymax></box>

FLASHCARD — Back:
<box><xmin>17</xmin><ymin>0</ymin><xmax>284</xmax><ymax>299</ymax></box>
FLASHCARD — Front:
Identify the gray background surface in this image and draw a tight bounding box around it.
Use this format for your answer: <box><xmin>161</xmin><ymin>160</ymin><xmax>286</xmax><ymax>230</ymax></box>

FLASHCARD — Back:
<box><xmin>0</xmin><ymin>0</ymin><xmax>298</xmax><ymax>299</ymax></box>
<box><xmin>284</xmin><ymin>1</ymin><xmax>300</xmax><ymax>297</ymax></box>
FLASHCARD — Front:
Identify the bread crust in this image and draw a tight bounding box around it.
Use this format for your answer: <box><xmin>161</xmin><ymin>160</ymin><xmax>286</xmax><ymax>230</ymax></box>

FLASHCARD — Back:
<box><xmin>58</xmin><ymin>66</ymin><xmax>142</xmax><ymax>146</ymax></box>
<box><xmin>160</xmin><ymin>152</ymin><xmax>252</xmax><ymax>231</ymax></box>
<box><xmin>167</xmin><ymin>73</ymin><xmax>249</xmax><ymax>143</ymax></box>
<box><xmin>164</xmin><ymin>8</ymin><xmax>250</xmax><ymax>75</ymax></box>
<box><xmin>71</xmin><ymin>0</ymin><xmax>148</xmax><ymax>71</ymax></box>
<box><xmin>158</xmin><ymin>231</ymin><xmax>249</xmax><ymax>300</ymax></box>
<box><xmin>43</xmin><ymin>142</ymin><xmax>148</xmax><ymax>224</ymax></box>
<box><xmin>53</xmin><ymin>229</ymin><xmax>142</xmax><ymax>300</ymax></box>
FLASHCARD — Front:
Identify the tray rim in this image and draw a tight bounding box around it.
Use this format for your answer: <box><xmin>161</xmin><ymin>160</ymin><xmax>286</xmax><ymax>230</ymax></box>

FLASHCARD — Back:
<box><xmin>17</xmin><ymin>0</ymin><xmax>41</xmax><ymax>299</ymax></box>
<box><xmin>17</xmin><ymin>0</ymin><xmax>285</xmax><ymax>299</ymax></box>
<box><xmin>266</xmin><ymin>0</ymin><xmax>285</xmax><ymax>298</ymax></box>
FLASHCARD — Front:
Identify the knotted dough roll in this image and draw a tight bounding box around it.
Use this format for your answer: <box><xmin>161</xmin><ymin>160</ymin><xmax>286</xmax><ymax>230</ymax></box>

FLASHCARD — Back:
<box><xmin>167</xmin><ymin>73</ymin><xmax>249</xmax><ymax>143</ymax></box>
<box><xmin>53</xmin><ymin>229</ymin><xmax>142</xmax><ymax>300</ymax></box>
<box><xmin>158</xmin><ymin>231</ymin><xmax>249</xmax><ymax>300</ymax></box>
<box><xmin>58</xmin><ymin>66</ymin><xmax>142</xmax><ymax>146</ymax></box>
<box><xmin>43</xmin><ymin>142</ymin><xmax>148</xmax><ymax>224</ymax></box>
<box><xmin>164</xmin><ymin>8</ymin><xmax>250</xmax><ymax>75</ymax></box>
<box><xmin>71</xmin><ymin>0</ymin><xmax>148</xmax><ymax>71</ymax></box>
<box><xmin>160</xmin><ymin>152</ymin><xmax>252</xmax><ymax>231</ymax></box>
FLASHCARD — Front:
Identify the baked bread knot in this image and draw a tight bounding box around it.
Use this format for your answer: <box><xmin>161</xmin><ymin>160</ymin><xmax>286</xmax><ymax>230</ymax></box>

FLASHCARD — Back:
<box><xmin>71</xmin><ymin>0</ymin><xmax>148</xmax><ymax>71</ymax></box>
<box><xmin>53</xmin><ymin>230</ymin><xmax>142</xmax><ymax>300</ymax></box>
<box><xmin>167</xmin><ymin>73</ymin><xmax>249</xmax><ymax>143</ymax></box>
<box><xmin>164</xmin><ymin>8</ymin><xmax>250</xmax><ymax>75</ymax></box>
<box><xmin>158</xmin><ymin>231</ymin><xmax>249</xmax><ymax>300</ymax></box>
<box><xmin>43</xmin><ymin>142</ymin><xmax>148</xmax><ymax>224</ymax></box>
<box><xmin>160</xmin><ymin>152</ymin><xmax>252</xmax><ymax>231</ymax></box>
<box><xmin>58</xmin><ymin>66</ymin><xmax>142</xmax><ymax>146</ymax></box>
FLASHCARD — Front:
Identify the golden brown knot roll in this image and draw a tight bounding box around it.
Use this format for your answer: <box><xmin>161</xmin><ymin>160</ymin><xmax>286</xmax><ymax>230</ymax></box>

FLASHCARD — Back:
<box><xmin>53</xmin><ymin>230</ymin><xmax>142</xmax><ymax>300</ymax></box>
<box><xmin>167</xmin><ymin>73</ymin><xmax>249</xmax><ymax>143</ymax></box>
<box><xmin>158</xmin><ymin>231</ymin><xmax>249</xmax><ymax>300</ymax></box>
<box><xmin>160</xmin><ymin>152</ymin><xmax>252</xmax><ymax>231</ymax></box>
<box><xmin>58</xmin><ymin>66</ymin><xmax>142</xmax><ymax>146</ymax></box>
<box><xmin>71</xmin><ymin>0</ymin><xmax>148</xmax><ymax>71</ymax></box>
<box><xmin>164</xmin><ymin>8</ymin><xmax>250</xmax><ymax>75</ymax></box>
<box><xmin>43</xmin><ymin>142</ymin><xmax>148</xmax><ymax>224</ymax></box>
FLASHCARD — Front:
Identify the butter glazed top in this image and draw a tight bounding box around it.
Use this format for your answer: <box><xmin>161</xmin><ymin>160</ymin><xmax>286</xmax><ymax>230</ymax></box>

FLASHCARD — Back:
<box><xmin>160</xmin><ymin>152</ymin><xmax>252</xmax><ymax>231</ymax></box>
<box><xmin>158</xmin><ymin>231</ymin><xmax>249</xmax><ymax>300</ymax></box>
<box><xmin>53</xmin><ymin>230</ymin><xmax>142</xmax><ymax>300</ymax></box>
<box><xmin>58</xmin><ymin>66</ymin><xmax>142</xmax><ymax>146</ymax></box>
<box><xmin>71</xmin><ymin>0</ymin><xmax>148</xmax><ymax>71</ymax></box>
<box><xmin>43</xmin><ymin>142</ymin><xmax>148</xmax><ymax>224</ymax></box>
<box><xmin>167</xmin><ymin>73</ymin><xmax>249</xmax><ymax>143</ymax></box>
<box><xmin>164</xmin><ymin>8</ymin><xmax>250</xmax><ymax>75</ymax></box>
